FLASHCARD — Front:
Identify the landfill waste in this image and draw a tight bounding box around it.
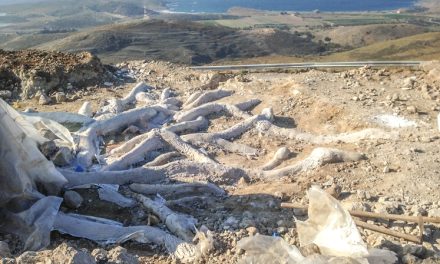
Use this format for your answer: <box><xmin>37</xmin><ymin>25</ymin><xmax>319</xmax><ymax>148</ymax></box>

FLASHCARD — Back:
<box><xmin>237</xmin><ymin>186</ymin><xmax>397</xmax><ymax>264</ymax></box>
<box><xmin>297</xmin><ymin>186</ymin><xmax>369</xmax><ymax>258</ymax></box>
<box><xmin>0</xmin><ymin>72</ymin><xmax>426</xmax><ymax>262</ymax></box>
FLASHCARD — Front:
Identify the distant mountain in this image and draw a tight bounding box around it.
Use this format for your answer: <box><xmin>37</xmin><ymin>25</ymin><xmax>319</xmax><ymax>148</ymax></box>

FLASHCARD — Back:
<box><xmin>0</xmin><ymin>0</ymin><xmax>53</xmax><ymax>5</ymax></box>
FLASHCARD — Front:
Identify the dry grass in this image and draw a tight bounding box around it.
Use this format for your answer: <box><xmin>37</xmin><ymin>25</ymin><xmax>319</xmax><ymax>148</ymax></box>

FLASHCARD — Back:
<box><xmin>324</xmin><ymin>31</ymin><xmax>440</xmax><ymax>61</ymax></box>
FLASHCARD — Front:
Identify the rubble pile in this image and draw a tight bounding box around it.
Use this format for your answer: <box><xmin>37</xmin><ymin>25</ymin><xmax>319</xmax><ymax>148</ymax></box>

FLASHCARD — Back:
<box><xmin>0</xmin><ymin>49</ymin><xmax>111</xmax><ymax>99</ymax></box>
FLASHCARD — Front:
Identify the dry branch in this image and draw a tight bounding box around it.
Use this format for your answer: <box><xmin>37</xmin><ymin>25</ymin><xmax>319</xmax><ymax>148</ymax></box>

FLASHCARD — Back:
<box><xmin>133</xmin><ymin>193</ymin><xmax>197</xmax><ymax>241</ymax></box>
<box><xmin>145</xmin><ymin>151</ymin><xmax>182</xmax><ymax>167</ymax></box>
<box><xmin>76</xmin><ymin>107</ymin><xmax>157</xmax><ymax>168</ymax></box>
<box><xmin>166</xmin><ymin>117</ymin><xmax>209</xmax><ymax>134</ymax></box>
<box><xmin>175</xmin><ymin>100</ymin><xmax>258</xmax><ymax>122</ymax></box>
<box><xmin>104</xmin><ymin>131</ymin><xmax>164</xmax><ymax>171</ymax></box>
<box><xmin>159</xmin><ymin>129</ymin><xmax>217</xmax><ymax>164</ymax></box>
<box><xmin>256</xmin><ymin>120</ymin><xmax>394</xmax><ymax>144</ymax></box>
<box><xmin>211</xmin><ymin>138</ymin><xmax>259</xmax><ymax>156</ymax></box>
<box><xmin>261</xmin><ymin>147</ymin><xmax>291</xmax><ymax>170</ymax></box>
<box><xmin>120</xmin><ymin>82</ymin><xmax>151</xmax><ymax>107</ymax></box>
<box><xmin>61</xmin><ymin>160</ymin><xmax>246</xmax><ymax>188</ymax></box>
<box><xmin>183</xmin><ymin>89</ymin><xmax>233</xmax><ymax>109</ymax></box>
<box><xmin>260</xmin><ymin>148</ymin><xmax>365</xmax><ymax>178</ymax></box>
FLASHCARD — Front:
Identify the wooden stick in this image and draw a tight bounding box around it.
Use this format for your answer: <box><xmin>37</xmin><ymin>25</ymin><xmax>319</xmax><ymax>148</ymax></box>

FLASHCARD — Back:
<box><xmin>354</xmin><ymin>219</ymin><xmax>422</xmax><ymax>244</ymax></box>
<box><xmin>281</xmin><ymin>202</ymin><xmax>428</xmax><ymax>244</ymax></box>
<box><xmin>281</xmin><ymin>203</ymin><xmax>440</xmax><ymax>223</ymax></box>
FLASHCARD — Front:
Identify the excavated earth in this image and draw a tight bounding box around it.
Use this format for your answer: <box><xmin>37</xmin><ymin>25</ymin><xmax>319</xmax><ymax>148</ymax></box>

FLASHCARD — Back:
<box><xmin>0</xmin><ymin>49</ymin><xmax>112</xmax><ymax>99</ymax></box>
<box><xmin>3</xmin><ymin>59</ymin><xmax>440</xmax><ymax>263</ymax></box>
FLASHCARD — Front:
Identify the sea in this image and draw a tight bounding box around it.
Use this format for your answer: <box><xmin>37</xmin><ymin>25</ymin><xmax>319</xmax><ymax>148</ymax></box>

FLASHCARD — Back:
<box><xmin>165</xmin><ymin>0</ymin><xmax>416</xmax><ymax>13</ymax></box>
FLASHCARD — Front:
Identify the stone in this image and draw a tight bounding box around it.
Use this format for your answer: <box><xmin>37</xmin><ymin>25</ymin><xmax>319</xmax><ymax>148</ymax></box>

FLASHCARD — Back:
<box><xmin>16</xmin><ymin>251</ymin><xmax>39</xmax><ymax>263</ymax></box>
<box><xmin>402</xmin><ymin>245</ymin><xmax>427</xmax><ymax>259</ymax></box>
<box><xmin>0</xmin><ymin>90</ymin><xmax>12</xmax><ymax>99</ymax></box>
<box><xmin>91</xmin><ymin>248</ymin><xmax>108</xmax><ymax>263</ymax></box>
<box><xmin>300</xmin><ymin>243</ymin><xmax>321</xmax><ymax>257</ymax></box>
<box><xmin>406</xmin><ymin>105</ymin><xmax>418</xmax><ymax>114</ymax></box>
<box><xmin>51</xmin><ymin>243</ymin><xmax>95</xmax><ymax>264</ymax></box>
<box><xmin>52</xmin><ymin>147</ymin><xmax>73</xmax><ymax>167</ymax></box>
<box><xmin>0</xmin><ymin>241</ymin><xmax>11</xmax><ymax>258</ymax></box>
<box><xmin>55</xmin><ymin>92</ymin><xmax>67</xmax><ymax>103</ymax></box>
<box><xmin>107</xmin><ymin>246</ymin><xmax>138</xmax><ymax>264</ymax></box>
<box><xmin>237</xmin><ymin>177</ymin><xmax>248</xmax><ymax>186</ymax></box>
<box><xmin>239</xmin><ymin>217</ymin><xmax>256</xmax><ymax>229</ymax></box>
<box><xmin>375</xmin><ymin>201</ymin><xmax>402</xmax><ymax>215</ymax></box>
<box><xmin>326</xmin><ymin>184</ymin><xmax>342</xmax><ymax>199</ymax></box>
<box><xmin>17</xmin><ymin>243</ymin><xmax>95</xmax><ymax>264</ymax></box>
<box><xmin>383</xmin><ymin>166</ymin><xmax>391</xmax><ymax>173</ymax></box>
<box><xmin>357</xmin><ymin>190</ymin><xmax>372</xmax><ymax>201</ymax></box>
<box><xmin>402</xmin><ymin>254</ymin><xmax>419</xmax><ymax>264</ymax></box>
<box><xmin>293</xmin><ymin>208</ymin><xmax>307</xmax><ymax>217</ymax></box>
<box><xmin>38</xmin><ymin>92</ymin><xmax>52</xmax><ymax>105</ymax></box>
<box><xmin>64</xmin><ymin>190</ymin><xmax>84</xmax><ymax>209</ymax></box>
<box><xmin>403</xmin><ymin>77</ymin><xmax>416</xmax><ymax>90</ymax></box>
<box><xmin>224</xmin><ymin>216</ymin><xmax>239</xmax><ymax>229</ymax></box>
<box><xmin>246</xmin><ymin>226</ymin><xmax>258</xmax><ymax>236</ymax></box>
<box><xmin>277</xmin><ymin>226</ymin><xmax>288</xmax><ymax>234</ymax></box>
<box><xmin>428</xmin><ymin>208</ymin><xmax>440</xmax><ymax>217</ymax></box>
<box><xmin>38</xmin><ymin>140</ymin><xmax>57</xmax><ymax>158</ymax></box>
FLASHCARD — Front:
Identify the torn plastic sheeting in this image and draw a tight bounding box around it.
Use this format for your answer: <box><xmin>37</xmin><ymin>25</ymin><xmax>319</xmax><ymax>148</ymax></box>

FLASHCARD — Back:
<box><xmin>237</xmin><ymin>235</ymin><xmax>305</xmax><ymax>264</ymax></box>
<box><xmin>297</xmin><ymin>186</ymin><xmax>369</xmax><ymax>258</ymax></box>
<box><xmin>0</xmin><ymin>196</ymin><xmax>63</xmax><ymax>251</ymax></box>
<box><xmin>97</xmin><ymin>184</ymin><xmax>136</xmax><ymax>208</ymax></box>
<box><xmin>54</xmin><ymin>212</ymin><xmax>178</xmax><ymax>246</ymax></box>
<box><xmin>236</xmin><ymin>235</ymin><xmax>397</xmax><ymax>264</ymax></box>
<box><xmin>0</xmin><ymin>99</ymin><xmax>67</xmax><ymax>206</ymax></box>
<box><xmin>23</xmin><ymin>115</ymin><xmax>76</xmax><ymax>150</ymax></box>
<box><xmin>21</xmin><ymin>111</ymin><xmax>95</xmax><ymax>125</ymax></box>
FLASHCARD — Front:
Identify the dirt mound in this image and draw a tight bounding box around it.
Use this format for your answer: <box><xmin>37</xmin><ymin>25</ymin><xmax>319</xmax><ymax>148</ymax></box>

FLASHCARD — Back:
<box><xmin>0</xmin><ymin>49</ymin><xmax>109</xmax><ymax>99</ymax></box>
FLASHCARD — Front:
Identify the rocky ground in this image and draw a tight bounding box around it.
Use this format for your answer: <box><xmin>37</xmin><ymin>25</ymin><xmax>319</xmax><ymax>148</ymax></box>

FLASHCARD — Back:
<box><xmin>2</xmin><ymin>57</ymin><xmax>440</xmax><ymax>263</ymax></box>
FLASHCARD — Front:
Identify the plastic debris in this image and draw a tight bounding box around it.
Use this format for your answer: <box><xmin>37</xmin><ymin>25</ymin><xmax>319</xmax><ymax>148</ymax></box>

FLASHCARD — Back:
<box><xmin>236</xmin><ymin>186</ymin><xmax>397</xmax><ymax>264</ymax></box>
<box><xmin>237</xmin><ymin>235</ymin><xmax>304</xmax><ymax>264</ymax></box>
<box><xmin>0</xmin><ymin>196</ymin><xmax>63</xmax><ymax>251</ymax></box>
<box><xmin>0</xmin><ymin>99</ymin><xmax>67</xmax><ymax>206</ymax></box>
<box><xmin>97</xmin><ymin>184</ymin><xmax>136</xmax><ymax>208</ymax></box>
<box><xmin>297</xmin><ymin>186</ymin><xmax>369</xmax><ymax>258</ymax></box>
<box><xmin>23</xmin><ymin>115</ymin><xmax>76</xmax><ymax>150</ymax></box>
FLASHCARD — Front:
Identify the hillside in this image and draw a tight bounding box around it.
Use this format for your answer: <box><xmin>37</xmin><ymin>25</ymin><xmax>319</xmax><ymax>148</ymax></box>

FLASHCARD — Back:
<box><xmin>34</xmin><ymin>19</ymin><xmax>336</xmax><ymax>64</ymax></box>
<box><xmin>313</xmin><ymin>24</ymin><xmax>432</xmax><ymax>48</ymax></box>
<box><xmin>417</xmin><ymin>0</ymin><xmax>440</xmax><ymax>13</ymax></box>
<box><xmin>325</xmin><ymin>31</ymin><xmax>440</xmax><ymax>61</ymax></box>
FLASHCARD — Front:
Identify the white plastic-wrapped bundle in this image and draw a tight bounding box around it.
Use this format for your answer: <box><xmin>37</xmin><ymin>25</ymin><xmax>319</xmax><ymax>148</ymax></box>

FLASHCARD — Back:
<box><xmin>0</xmin><ymin>99</ymin><xmax>67</xmax><ymax>205</ymax></box>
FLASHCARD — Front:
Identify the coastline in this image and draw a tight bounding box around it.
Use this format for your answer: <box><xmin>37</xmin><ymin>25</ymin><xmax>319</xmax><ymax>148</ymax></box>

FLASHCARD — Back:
<box><xmin>162</xmin><ymin>0</ymin><xmax>417</xmax><ymax>14</ymax></box>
